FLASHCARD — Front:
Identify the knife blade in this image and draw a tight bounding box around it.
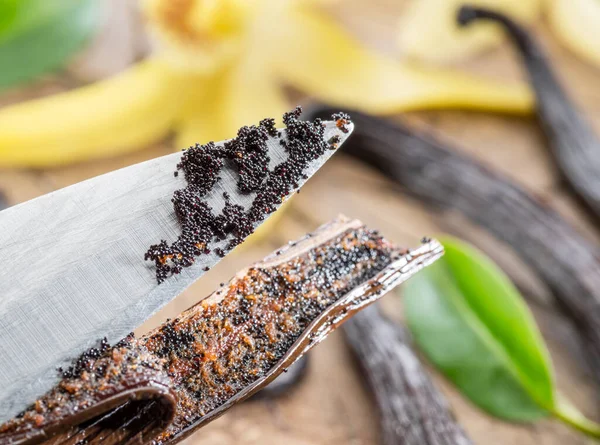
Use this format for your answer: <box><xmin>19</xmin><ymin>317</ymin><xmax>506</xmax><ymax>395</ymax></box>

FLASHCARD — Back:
<box><xmin>0</xmin><ymin>119</ymin><xmax>353</xmax><ymax>422</ymax></box>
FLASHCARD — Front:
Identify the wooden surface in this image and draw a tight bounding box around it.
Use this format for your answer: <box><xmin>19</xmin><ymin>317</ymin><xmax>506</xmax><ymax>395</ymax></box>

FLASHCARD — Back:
<box><xmin>1</xmin><ymin>1</ymin><xmax>599</xmax><ymax>444</ymax></box>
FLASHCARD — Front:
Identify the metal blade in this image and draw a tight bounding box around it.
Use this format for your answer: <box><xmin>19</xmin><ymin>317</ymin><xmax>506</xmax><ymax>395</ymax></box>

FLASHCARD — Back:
<box><xmin>0</xmin><ymin>121</ymin><xmax>353</xmax><ymax>422</ymax></box>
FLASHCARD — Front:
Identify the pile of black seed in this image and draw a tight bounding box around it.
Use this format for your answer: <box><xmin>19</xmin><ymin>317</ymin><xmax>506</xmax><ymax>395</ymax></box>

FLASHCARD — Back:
<box><xmin>145</xmin><ymin>107</ymin><xmax>351</xmax><ymax>283</ymax></box>
<box><xmin>57</xmin><ymin>334</ymin><xmax>134</xmax><ymax>379</ymax></box>
<box><xmin>57</xmin><ymin>338</ymin><xmax>110</xmax><ymax>379</ymax></box>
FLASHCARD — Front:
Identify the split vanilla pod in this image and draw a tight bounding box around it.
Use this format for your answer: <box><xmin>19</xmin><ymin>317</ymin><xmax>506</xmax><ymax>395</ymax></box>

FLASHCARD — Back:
<box><xmin>458</xmin><ymin>6</ymin><xmax>600</xmax><ymax>220</ymax></box>
<box><xmin>0</xmin><ymin>217</ymin><xmax>442</xmax><ymax>445</ymax></box>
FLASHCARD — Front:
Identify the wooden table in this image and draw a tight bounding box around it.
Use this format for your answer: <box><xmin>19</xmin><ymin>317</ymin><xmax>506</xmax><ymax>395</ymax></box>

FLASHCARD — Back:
<box><xmin>1</xmin><ymin>1</ymin><xmax>599</xmax><ymax>443</ymax></box>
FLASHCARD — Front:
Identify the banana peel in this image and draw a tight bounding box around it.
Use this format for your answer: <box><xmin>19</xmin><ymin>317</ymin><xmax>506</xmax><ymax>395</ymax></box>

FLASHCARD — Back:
<box><xmin>397</xmin><ymin>0</ymin><xmax>541</xmax><ymax>63</ymax></box>
<box><xmin>547</xmin><ymin>0</ymin><xmax>600</xmax><ymax>69</ymax></box>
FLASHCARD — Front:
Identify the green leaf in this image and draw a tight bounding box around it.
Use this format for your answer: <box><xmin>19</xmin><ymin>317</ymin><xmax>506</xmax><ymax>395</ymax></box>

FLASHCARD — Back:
<box><xmin>404</xmin><ymin>236</ymin><xmax>600</xmax><ymax>438</ymax></box>
<box><xmin>0</xmin><ymin>0</ymin><xmax>100</xmax><ymax>90</ymax></box>
<box><xmin>0</xmin><ymin>0</ymin><xmax>84</xmax><ymax>43</ymax></box>
<box><xmin>403</xmin><ymin>236</ymin><xmax>553</xmax><ymax>421</ymax></box>
<box><xmin>0</xmin><ymin>0</ymin><xmax>19</xmax><ymax>37</ymax></box>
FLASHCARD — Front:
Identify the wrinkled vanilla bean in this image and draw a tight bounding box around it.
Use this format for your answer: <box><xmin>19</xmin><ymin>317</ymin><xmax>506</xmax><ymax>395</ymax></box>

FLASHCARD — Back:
<box><xmin>306</xmin><ymin>107</ymin><xmax>600</xmax><ymax>383</ymax></box>
<box><xmin>458</xmin><ymin>6</ymin><xmax>600</xmax><ymax>219</ymax></box>
<box><xmin>0</xmin><ymin>216</ymin><xmax>442</xmax><ymax>445</ymax></box>
<box><xmin>344</xmin><ymin>305</ymin><xmax>472</xmax><ymax>445</ymax></box>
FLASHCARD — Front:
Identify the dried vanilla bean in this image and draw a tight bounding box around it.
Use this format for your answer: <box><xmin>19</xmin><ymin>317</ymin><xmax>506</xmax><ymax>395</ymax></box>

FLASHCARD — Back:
<box><xmin>0</xmin><ymin>216</ymin><xmax>442</xmax><ymax>445</ymax></box>
<box><xmin>306</xmin><ymin>107</ymin><xmax>600</xmax><ymax>382</ymax></box>
<box><xmin>344</xmin><ymin>305</ymin><xmax>472</xmax><ymax>445</ymax></box>
<box><xmin>458</xmin><ymin>6</ymin><xmax>600</xmax><ymax>219</ymax></box>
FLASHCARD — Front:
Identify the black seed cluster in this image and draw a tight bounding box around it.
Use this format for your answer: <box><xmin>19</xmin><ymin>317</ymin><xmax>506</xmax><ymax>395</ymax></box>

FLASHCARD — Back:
<box><xmin>146</xmin><ymin>107</ymin><xmax>352</xmax><ymax>283</ymax></box>
<box><xmin>153</xmin><ymin>323</ymin><xmax>195</xmax><ymax>358</ymax></box>
<box><xmin>145</xmin><ymin>187</ymin><xmax>216</xmax><ymax>283</ymax></box>
<box><xmin>328</xmin><ymin>135</ymin><xmax>341</xmax><ymax>149</ymax></box>
<box><xmin>224</xmin><ymin>120</ymin><xmax>271</xmax><ymax>193</ymax></box>
<box><xmin>332</xmin><ymin>112</ymin><xmax>351</xmax><ymax>134</ymax></box>
<box><xmin>57</xmin><ymin>334</ymin><xmax>136</xmax><ymax>380</ymax></box>
<box><xmin>259</xmin><ymin>117</ymin><xmax>278</xmax><ymax>137</ymax></box>
<box><xmin>245</xmin><ymin>107</ymin><xmax>332</xmax><ymax>226</ymax></box>
<box><xmin>177</xmin><ymin>141</ymin><xmax>224</xmax><ymax>195</ymax></box>
<box><xmin>58</xmin><ymin>337</ymin><xmax>111</xmax><ymax>379</ymax></box>
<box><xmin>213</xmin><ymin>197</ymin><xmax>251</xmax><ymax>243</ymax></box>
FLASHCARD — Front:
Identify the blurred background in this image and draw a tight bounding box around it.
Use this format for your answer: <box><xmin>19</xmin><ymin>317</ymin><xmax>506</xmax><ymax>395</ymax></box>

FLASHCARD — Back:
<box><xmin>1</xmin><ymin>0</ymin><xmax>599</xmax><ymax>443</ymax></box>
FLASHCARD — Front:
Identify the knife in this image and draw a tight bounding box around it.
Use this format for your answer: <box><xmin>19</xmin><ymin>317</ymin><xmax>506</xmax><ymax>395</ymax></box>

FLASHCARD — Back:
<box><xmin>0</xmin><ymin>118</ymin><xmax>353</xmax><ymax>423</ymax></box>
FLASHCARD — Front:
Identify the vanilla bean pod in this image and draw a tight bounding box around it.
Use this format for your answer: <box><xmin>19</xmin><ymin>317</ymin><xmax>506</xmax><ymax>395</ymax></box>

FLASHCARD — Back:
<box><xmin>458</xmin><ymin>6</ymin><xmax>600</xmax><ymax>219</ymax></box>
<box><xmin>344</xmin><ymin>305</ymin><xmax>472</xmax><ymax>445</ymax></box>
<box><xmin>0</xmin><ymin>217</ymin><xmax>442</xmax><ymax>445</ymax></box>
<box><xmin>306</xmin><ymin>107</ymin><xmax>600</xmax><ymax>382</ymax></box>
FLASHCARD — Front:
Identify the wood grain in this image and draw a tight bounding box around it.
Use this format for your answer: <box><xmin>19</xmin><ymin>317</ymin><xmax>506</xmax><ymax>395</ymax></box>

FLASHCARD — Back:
<box><xmin>1</xmin><ymin>1</ymin><xmax>599</xmax><ymax>444</ymax></box>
